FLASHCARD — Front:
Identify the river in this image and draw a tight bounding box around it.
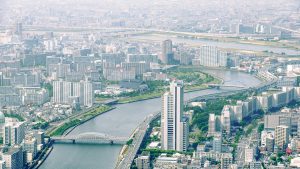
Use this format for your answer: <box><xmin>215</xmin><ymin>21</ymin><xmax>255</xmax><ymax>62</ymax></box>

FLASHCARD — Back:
<box><xmin>39</xmin><ymin>69</ymin><xmax>261</xmax><ymax>169</ymax></box>
<box><xmin>127</xmin><ymin>34</ymin><xmax>300</xmax><ymax>55</ymax></box>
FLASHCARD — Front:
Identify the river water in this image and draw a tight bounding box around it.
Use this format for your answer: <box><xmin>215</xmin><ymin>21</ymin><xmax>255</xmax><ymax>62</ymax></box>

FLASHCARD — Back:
<box><xmin>128</xmin><ymin>34</ymin><xmax>300</xmax><ymax>55</ymax></box>
<box><xmin>39</xmin><ymin>69</ymin><xmax>261</xmax><ymax>169</ymax></box>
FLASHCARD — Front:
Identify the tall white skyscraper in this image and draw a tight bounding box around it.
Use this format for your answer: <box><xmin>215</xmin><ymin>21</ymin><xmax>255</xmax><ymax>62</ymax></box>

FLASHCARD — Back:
<box><xmin>161</xmin><ymin>81</ymin><xmax>188</xmax><ymax>152</ymax></box>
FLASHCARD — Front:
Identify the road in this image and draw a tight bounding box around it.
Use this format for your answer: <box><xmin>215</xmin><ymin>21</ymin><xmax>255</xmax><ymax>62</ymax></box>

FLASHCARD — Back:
<box><xmin>115</xmin><ymin>112</ymin><xmax>160</xmax><ymax>169</ymax></box>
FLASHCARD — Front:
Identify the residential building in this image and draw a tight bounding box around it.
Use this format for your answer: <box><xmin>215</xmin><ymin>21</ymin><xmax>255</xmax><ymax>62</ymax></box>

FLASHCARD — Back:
<box><xmin>23</xmin><ymin>137</ymin><xmax>37</xmax><ymax>163</ymax></box>
<box><xmin>212</xmin><ymin>133</ymin><xmax>222</xmax><ymax>153</ymax></box>
<box><xmin>161</xmin><ymin>81</ymin><xmax>188</xmax><ymax>151</ymax></box>
<box><xmin>192</xmin><ymin>46</ymin><xmax>228</xmax><ymax>67</ymax></box>
<box><xmin>274</xmin><ymin>125</ymin><xmax>289</xmax><ymax>150</ymax></box>
<box><xmin>2</xmin><ymin>146</ymin><xmax>23</xmax><ymax>169</ymax></box>
<box><xmin>161</xmin><ymin>40</ymin><xmax>173</xmax><ymax>64</ymax></box>
<box><xmin>135</xmin><ymin>152</ymin><xmax>150</xmax><ymax>169</ymax></box>
<box><xmin>3</xmin><ymin>122</ymin><xmax>25</xmax><ymax>146</ymax></box>
<box><xmin>221</xmin><ymin>106</ymin><xmax>231</xmax><ymax>135</ymax></box>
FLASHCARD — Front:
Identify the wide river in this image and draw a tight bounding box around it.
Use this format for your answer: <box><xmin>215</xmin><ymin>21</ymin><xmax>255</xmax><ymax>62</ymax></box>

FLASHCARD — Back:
<box><xmin>39</xmin><ymin>69</ymin><xmax>261</xmax><ymax>169</ymax></box>
<box><xmin>128</xmin><ymin>34</ymin><xmax>300</xmax><ymax>55</ymax></box>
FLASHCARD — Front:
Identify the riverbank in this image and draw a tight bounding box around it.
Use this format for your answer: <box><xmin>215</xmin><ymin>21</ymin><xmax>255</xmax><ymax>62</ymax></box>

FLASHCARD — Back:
<box><xmin>33</xmin><ymin>144</ymin><xmax>53</xmax><ymax>169</ymax></box>
<box><xmin>48</xmin><ymin>105</ymin><xmax>114</xmax><ymax>137</ymax></box>
<box><xmin>113</xmin><ymin>68</ymin><xmax>223</xmax><ymax>104</ymax></box>
<box><xmin>138</xmin><ymin>32</ymin><xmax>300</xmax><ymax>52</ymax></box>
<box><xmin>39</xmin><ymin>69</ymin><xmax>263</xmax><ymax>169</ymax></box>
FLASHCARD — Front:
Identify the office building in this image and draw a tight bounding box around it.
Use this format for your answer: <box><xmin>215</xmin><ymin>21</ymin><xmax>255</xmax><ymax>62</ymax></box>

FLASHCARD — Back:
<box><xmin>161</xmin><ymin>81</ymin><xmax>188</xmax><ymax>151</ymax></box>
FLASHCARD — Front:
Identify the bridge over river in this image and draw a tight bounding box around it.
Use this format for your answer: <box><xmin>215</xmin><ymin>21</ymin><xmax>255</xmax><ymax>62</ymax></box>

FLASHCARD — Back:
<box><xmin>51</xmin><ymin>132</ymin><xmax>129</xmax><ymax>145</ymax></box>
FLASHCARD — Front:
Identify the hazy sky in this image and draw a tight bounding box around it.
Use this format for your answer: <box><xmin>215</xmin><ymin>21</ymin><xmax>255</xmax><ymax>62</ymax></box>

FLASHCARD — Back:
<box><xmin>0</xmin><ymin>0</ymin><xmax>299</xmax><ymax>26</ymax></box>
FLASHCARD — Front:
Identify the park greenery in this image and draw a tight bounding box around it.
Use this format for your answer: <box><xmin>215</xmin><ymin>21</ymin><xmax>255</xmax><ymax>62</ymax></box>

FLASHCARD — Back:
<box><xmin>49</xmin><ymin>105</ymin><xmax>113</xmax><ymax>136</ymax></box>
<box><xmin>185</xmin><ymin>91</ymin><xmax>251</xmax><ymax>143</ymax></box>
<box><xmin>166</xmin><ymin>66</ymin><xmax>220</xmax><ymax>91</ymax></box>
<box><xmin>4</xmin><ymin>113</ymin><xmax>25</xmax><ymax>121</ymax></box>
<box><xmin>97</xmin><ymin>66</ymin><xmax>221</xmax><ymax>104</ymax></box>
<box><xmin>32</xmin><ymin>122</ymin><xmax>49</xmax><ymax>130</ymax></box>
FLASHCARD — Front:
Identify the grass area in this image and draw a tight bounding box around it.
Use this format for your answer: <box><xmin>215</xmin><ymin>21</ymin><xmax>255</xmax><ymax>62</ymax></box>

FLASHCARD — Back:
<box><xmin>167</xmin><ymin>66</ymin><xmax>221</xmax><ymax>91</ymax></box>
<box><xmin>103</xmin><ymin>66</ymin><xmax>222</xmax><ymax>104</ymax></box>
<box><xmin>4</xmin><ymin>113</ymin><xmax>25</xmax><ymax>121</ymax></box>
<box><xmin>245</xmin><ymin>119</ymin><xmax>258</xmax><ymax>136</ymax></box>
<box><xmin>118</xmin><ymin>91</ymin><xmax>163</xmax><ymax>103</ymax></box>
<box><xmin>49</xmin><ymin>105</ymin><xmax>113</xmax><ymax>136</ymax></box>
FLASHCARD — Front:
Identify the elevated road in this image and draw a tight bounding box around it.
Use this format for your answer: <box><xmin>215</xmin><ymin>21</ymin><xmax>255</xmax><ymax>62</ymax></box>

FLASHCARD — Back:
<box><xmin>115</xmin><ymin>112</ymin><xmax>160</xmax><ymax>169</ymax></box>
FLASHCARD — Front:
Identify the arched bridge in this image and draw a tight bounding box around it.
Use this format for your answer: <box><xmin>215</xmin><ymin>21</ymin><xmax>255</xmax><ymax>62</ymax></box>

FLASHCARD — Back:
<box><xmin>51</xmin><ymin>132</ymin><xmax>128</xmax><ymax>145</ymax></box>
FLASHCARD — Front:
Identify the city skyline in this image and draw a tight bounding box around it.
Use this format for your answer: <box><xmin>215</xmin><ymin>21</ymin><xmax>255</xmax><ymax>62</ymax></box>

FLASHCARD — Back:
<box><xmin>0</xmin><ymin>0</ymin><xmax>299</xmax><ymax>169</ymax></box>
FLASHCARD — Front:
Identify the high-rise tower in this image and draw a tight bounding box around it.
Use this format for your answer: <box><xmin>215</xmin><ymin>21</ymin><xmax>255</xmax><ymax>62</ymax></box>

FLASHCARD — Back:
<box><xmin>161</xmin><ymin>81</ymin><xmax>188</xmax><ymax>151</ymax></box>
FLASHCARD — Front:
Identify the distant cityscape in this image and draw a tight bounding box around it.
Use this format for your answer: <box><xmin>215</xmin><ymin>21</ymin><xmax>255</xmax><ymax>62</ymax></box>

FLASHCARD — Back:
<box><xmin>0</xmin><ymin>0</ymin><xmax>299</xmax><ymax>169</ymax></box>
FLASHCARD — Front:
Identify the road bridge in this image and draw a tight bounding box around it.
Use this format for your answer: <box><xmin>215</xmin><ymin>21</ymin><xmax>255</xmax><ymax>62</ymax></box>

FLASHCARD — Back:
<box><xmin>207</xmin><ymin>84</ymin><xmax>245</xmax><ymax>89</ymax></box>
<box><xmin>51</xmin><ymin>132</ymin><xmax>128</xmax><ymax>145</ymax></box>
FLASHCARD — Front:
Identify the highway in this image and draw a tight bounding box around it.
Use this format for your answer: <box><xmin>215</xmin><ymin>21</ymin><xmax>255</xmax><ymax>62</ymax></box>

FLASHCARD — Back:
<box><xmin>115</xmin><ymin>112</ymin><xmax>160</xmax><ymax>169</ymax></box>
